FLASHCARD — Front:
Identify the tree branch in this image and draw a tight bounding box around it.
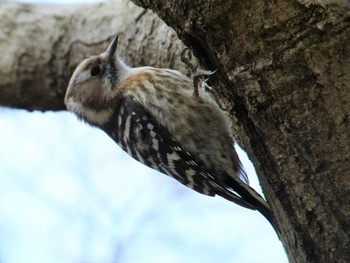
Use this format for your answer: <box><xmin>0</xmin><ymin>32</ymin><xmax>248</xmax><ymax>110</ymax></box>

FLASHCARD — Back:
<box><xmin>0</xmin><ymin>0</ymin><xmax>186</xmax><ymax>110</ymax></box>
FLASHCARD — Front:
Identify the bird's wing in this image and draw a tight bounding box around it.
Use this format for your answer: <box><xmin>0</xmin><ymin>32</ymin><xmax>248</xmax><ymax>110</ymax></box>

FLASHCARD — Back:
<box><xmin>102</xmin><ymin>95</ymin><xmax>256</xmax><ymax>209</ymax></box>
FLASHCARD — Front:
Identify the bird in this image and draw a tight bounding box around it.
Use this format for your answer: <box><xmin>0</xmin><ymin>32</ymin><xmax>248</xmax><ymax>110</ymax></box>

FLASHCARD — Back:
<box><xmin>64</xmin><ymin>35</ymin><xmax>276</xmax><ymax>229</ymax></box>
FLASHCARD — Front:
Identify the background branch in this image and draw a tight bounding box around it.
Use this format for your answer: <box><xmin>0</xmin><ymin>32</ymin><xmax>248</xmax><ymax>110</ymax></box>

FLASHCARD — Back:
<box><xmin>0</xmin><ymin>0</ymin><xmax>185</xmax><ymax>110</ymax></box>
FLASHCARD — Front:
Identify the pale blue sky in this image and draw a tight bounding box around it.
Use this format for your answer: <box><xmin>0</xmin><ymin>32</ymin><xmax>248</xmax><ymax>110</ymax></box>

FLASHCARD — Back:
<box><xmin>0</xmin><ymin>110</ymin><xmax>286</xmax><ymax>263</ymax></box>
<box><xmin>0</xmin><ymin>1</ymin><xmax>288</xmax><ymax>262</ymax></box>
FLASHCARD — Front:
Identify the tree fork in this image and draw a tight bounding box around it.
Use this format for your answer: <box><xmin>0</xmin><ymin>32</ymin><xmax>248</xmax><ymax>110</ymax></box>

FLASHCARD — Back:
<box><xmin>1</xmin><ymin>0</ymin><xmax>350</xmax><ymax>261</ymax></box>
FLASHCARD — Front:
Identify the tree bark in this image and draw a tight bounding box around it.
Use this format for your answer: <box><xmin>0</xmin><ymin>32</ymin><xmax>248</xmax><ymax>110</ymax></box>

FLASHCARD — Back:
<box><xmin>1</xmin><ymin>0</ymin><xmax>350</xmax><ymax>262</ymax></box>
<box><xmin>0</xmin><ymin>0</ymin><xmax>186</xmax><ymax>110</ymax></box>
<box><xmin>129</xmin><ymin>1</ymin><xmax>350</xmax><ymax>262</ymax></box>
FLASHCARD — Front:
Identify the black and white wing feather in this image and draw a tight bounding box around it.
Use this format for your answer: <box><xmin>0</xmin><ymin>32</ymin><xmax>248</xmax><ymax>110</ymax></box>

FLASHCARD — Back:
<box><xmin>103</xmin><ymin>95</ymin><xmax>259</xmax><ymax>209</ymax></box>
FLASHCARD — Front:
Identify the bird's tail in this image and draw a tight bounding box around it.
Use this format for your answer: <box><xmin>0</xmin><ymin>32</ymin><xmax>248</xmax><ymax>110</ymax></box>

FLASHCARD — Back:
<box><xmin>216</xmin><ymin>176</ymin><xmax>278</xmax><ymax>232</ymax></box>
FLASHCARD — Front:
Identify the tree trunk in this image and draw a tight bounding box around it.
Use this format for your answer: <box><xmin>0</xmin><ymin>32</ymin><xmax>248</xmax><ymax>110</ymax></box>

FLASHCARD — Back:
<box><xmin>1</xmin><ymin>0</ymin><xmax>350</xmax><ymax>262</ymax></box>
<box><xmin>129</xmin><ymin>1</ymin><xmax>350</xmax><ymax>262</ymax></box>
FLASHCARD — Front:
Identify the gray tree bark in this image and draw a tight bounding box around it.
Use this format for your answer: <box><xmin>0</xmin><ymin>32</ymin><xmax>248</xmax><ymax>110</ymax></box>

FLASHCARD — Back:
<box><xmin>1</xmin><ymin>0</ymin><xmax>350</xmax><ymax>262</ymax></box>
<box><xmin>0</xmin><ymin>0</ymin><xmax>186</xmax><ymax>110</ymax></box>
<box><xmin>129</xmin><ymin>1</ymin><xmax>350</xmax><ymax>262</ymax></box>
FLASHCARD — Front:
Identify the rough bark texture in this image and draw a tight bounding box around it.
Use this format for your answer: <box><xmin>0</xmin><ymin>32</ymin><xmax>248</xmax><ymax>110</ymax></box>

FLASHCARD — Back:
<box><xmin>129</xmin><ymin>1</ymin><xmax>350</xmax><ymax>263</ymax></box>
<box><xmin>1</xmin><ymin>0</ymin><xmax>350</xmax><ymax>262</ymax></box>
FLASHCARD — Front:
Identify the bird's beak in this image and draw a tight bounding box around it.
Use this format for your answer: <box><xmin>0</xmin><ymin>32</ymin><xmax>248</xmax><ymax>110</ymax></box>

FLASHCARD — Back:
<box><xmin>106</xmin><ymin>34</ymin><xmax>118</xmax><ymax>58</ymax></box>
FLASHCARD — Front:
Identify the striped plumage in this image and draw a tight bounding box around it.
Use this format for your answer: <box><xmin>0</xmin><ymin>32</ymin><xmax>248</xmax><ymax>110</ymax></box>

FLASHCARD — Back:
<box><xmin>64</xmin><ymin>35</ymin><xmax>276</xmax><ymax>228</ymax></box>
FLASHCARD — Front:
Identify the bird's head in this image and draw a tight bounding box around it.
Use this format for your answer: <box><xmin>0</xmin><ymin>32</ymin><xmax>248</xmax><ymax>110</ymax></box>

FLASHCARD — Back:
<box><xmin>65</xmin><ymin>35</ymin><xmax>128</xmax><ymax>126</ymax></box>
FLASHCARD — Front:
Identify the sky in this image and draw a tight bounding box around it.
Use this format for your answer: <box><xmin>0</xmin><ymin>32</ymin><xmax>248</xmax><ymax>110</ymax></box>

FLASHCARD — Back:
<box><xmin>0</xmin><ymin>110</ymin><xmax>287</xmax><ymax>263</ymax></box>
<box><xmin>0</xmin><ymin>1</ymin><xmax>288</xmax><ymax>263</ymax></box>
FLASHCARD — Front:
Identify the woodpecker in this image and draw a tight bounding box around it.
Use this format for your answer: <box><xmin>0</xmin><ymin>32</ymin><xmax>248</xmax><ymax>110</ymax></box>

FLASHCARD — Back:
<box><xmin>64</xmin><ymin>35</ymin><xmax>276</xmax><ymax>229</ymax></box>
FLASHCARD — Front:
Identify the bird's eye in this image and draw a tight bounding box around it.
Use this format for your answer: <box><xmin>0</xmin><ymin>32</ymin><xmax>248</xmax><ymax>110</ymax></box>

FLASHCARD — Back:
<box><xmin>90</xmin><ymin>66</ymin><xmax>101</xmax><ymax>76</ymax></box>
